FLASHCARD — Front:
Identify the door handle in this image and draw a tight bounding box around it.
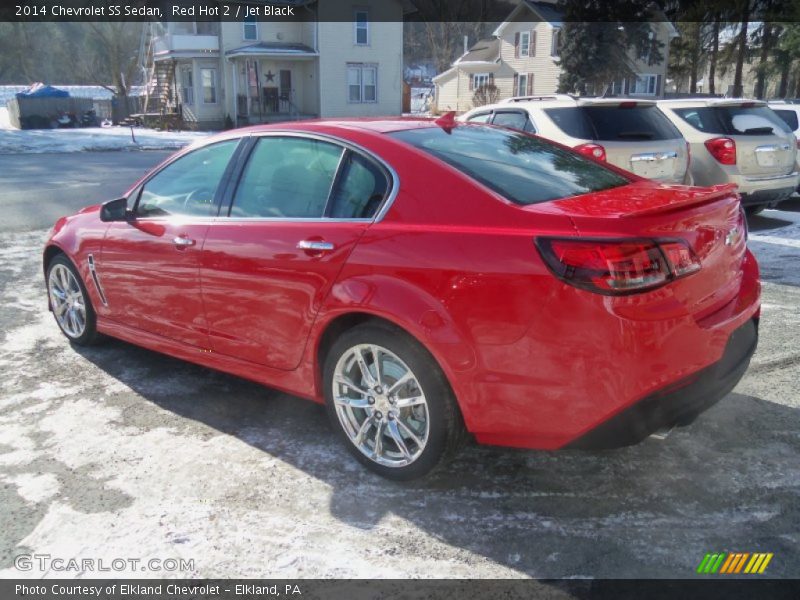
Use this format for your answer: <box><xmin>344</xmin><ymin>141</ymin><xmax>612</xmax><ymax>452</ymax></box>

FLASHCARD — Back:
<box><xmin>297</xmin><ymin>240</ymin><xmax>335</xmax><ymax>252</ymax></box>
<box><xmin>173</xmin><ymin>236</ymin><xmax>196</xmax><ymax>248</ymax></box>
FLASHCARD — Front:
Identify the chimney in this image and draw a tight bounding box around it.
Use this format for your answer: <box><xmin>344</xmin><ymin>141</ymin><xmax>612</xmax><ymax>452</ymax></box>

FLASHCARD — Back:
<box><xmin>464</xmin><ymin>35</ymin><xmax>469</xmax><ymax>54</ymax></box>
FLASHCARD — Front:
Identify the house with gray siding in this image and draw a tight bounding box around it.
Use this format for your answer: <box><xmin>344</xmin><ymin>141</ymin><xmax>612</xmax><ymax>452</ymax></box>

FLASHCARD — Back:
<box><xmin>141</xmin><ymin>0</ymin><xmax>410</xmax><ymax>129</ymax></box>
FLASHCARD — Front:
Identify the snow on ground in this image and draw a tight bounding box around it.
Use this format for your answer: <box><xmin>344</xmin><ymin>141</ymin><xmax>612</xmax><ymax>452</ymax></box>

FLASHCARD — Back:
<box><xmin>0</xmin><ymin>108</ymin><xmax>212</xmax><ymax>154</ymax></box>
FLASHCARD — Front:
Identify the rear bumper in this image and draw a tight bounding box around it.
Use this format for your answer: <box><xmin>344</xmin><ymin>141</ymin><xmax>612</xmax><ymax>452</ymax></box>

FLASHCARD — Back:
<box><xmin>565</xmin><ymin>317</ymin><xmax>758</xmax><ymax>449</ymax></box>
<box><xmin>466</xmin><ymin>249</ymin><xmax>761</xmax><ymax>451</ymax></box>
<box><xmin>737</xmin><ymin>172</ymin><xmax>799</xmax><ymax>205</ymax></box>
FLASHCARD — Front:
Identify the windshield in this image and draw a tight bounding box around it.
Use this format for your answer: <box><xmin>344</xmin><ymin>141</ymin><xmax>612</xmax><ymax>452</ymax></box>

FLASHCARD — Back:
<box><xmin>672</xmin><ymin>106</ymin><xmax>792</xmax><ymax>136</ymax></box>
<box><xmin>544</xmin><ymin>106</ymin><xmax>682</xmax><ymax>141</ymax></box>
<box><xmin>390</xmin><ymin>125</ymin><xmax>630</xmax><ymax>205</ymax></box>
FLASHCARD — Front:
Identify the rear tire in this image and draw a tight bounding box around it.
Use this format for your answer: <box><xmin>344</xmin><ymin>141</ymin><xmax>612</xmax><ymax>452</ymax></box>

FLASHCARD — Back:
<box><xmin>745</xmin><ymin>205</ymin><xmax>766</xmax><ymax>216</ymax></box>
<box><xmin>323</xmin><ymin>321</ymin><xmax>465</xmax><ymax>480</ymax></box>
<box><xmin>46</xmin><ymin>254</ymin><xmax>102</xmax><ymax>346</ymax></box>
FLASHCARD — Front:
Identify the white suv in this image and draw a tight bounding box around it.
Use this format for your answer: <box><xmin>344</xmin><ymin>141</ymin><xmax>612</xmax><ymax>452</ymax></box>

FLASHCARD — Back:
<box><xmin>768</xmin><ymin>101</ymin><xmax>800</xmax><ymax>142</ymax></box>
<box><xmin>460</xmin><ymin>95</ymin><xmax>691</xmax><ymax>184</ymax></box>
<box><xmin>658</xmin><ymin>98</ymin><xmax>798</xmax><ymax>210</ymax></box>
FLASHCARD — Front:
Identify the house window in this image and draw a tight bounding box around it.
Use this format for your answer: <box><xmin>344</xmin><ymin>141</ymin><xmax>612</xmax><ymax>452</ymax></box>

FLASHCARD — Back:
<box><xmin>243</xmin><ymin>16</ymin><xmax>258</xmax><ymax>41</ymax></box>
<box><xmin>347</xmin><ymin>63</ymin><xmax>377</xmax><ymax>103</ymax></box>
<box><xmin>520</xmin><ymin>31</ymin><xmax>530</xmax><ymax>57</ymax></box>
<box><xmin>517</xmin><ymin>73</ymin><xmax>528</xmax><ymax>96</ymax></box>
<box><xmin>201</xmin><ymin>68</ymin><xmax>217</xmax><ymax>103</ymax></box>
<box><xmin>551</xmin><ymin>27</ymin><xmax>562</xmax><ymax>57</ymax></box>
<box><xmin>631</xmin><ymin>74</ymin><xmax>658</xmax><ymax>96</ymax></box>
<box><xmin>354</xmin><ymin>10</ymin><xmax>369</xmax><ymax>45</ymax></box>
<box><xmin>179</xmin><ymin>66</ymin><xmax>193</xmax><ymax>105</ymax></box>
<box><xmin>473</xmin><ymin>73</ymin><xmax>491</xmax><ymax>89</ymax></box>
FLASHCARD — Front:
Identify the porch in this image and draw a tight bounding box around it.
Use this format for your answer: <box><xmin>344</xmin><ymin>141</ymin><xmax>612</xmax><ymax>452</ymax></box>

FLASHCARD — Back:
<box><xmin>226</xmin><ymin>42</ymin><xmax>320</xmax><ymax>126</ymax></box>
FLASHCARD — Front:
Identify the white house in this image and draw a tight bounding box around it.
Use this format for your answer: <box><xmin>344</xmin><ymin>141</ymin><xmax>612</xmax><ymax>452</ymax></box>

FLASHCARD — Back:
<box><xmin>433</xmin><ymin>0</ymin><xmax>679</xmax><ymax>113</ymax></box>
<box><xmin>141</xmin><ymin>0</ymin><xmax>410</xmax><ymax>129</ymax></box>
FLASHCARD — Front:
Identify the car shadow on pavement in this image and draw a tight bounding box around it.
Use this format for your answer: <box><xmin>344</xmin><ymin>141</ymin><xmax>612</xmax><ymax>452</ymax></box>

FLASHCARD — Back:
<box><xmin>746</xmin><ymin>213</ymin><xmax>795</xmax><ymax>231</ymax></box>
<box><xmin>73</xmin><ymin>339</ymin><xmax>800</xmax><ymax>578</ymax></box>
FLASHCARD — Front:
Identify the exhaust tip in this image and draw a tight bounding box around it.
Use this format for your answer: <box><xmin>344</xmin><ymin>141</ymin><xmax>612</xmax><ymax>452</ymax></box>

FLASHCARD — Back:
<box><xmin>649</xmin><ymin>426</ymin><xmax>675</xmax><ymax>441</ymax></box>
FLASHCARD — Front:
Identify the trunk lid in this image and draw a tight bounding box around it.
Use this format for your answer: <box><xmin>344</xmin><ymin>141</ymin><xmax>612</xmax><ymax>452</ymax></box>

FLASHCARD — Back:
<box><xmin>542</xmin><ymin>181</ymin><xmax>746</xmax><ymax>317</ymax></box>
<box><xmin>734</xmin><ymin>133</ymin><xmax>796</xmax><ymax>176</ymax></box>
<box><xmin>603</xmin><ymin>138</ymin><xmax>688</xmax><ymax>183</ymax></box>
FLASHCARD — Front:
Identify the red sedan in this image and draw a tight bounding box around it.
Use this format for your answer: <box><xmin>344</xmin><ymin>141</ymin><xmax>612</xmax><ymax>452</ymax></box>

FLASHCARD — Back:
<box><xmin>44</xmin><ymin>118</ymin><xmax>760</xmax><ymax>479</ymax></box>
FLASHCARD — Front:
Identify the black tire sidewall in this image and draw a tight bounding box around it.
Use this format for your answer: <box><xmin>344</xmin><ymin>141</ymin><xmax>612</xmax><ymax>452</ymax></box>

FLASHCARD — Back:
<box><xmin>323</xmin><ymin>322</ymin><xmax>458</xmax><ymax>481</ymax></box>
<box><xmin>46</xmin><ymin>254</ymin><xmax>99</xmax><ymax>346</ymax></box>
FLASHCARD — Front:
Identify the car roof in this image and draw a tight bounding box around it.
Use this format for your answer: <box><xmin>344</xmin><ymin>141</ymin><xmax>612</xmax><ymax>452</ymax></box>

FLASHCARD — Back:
<box><xmin>468</xmin><ymin>96</ymin><xmax>657</xmax><ymax>112</ymax></box>
<box><xmin>657</xmin><ymin>98</ymin><xmax>768</xmax><ymax>108</ymax></box>
<box><xmin>231</xmin><ymin>118</ymin><xmax>440</xmax><ymax>136</ymax></box>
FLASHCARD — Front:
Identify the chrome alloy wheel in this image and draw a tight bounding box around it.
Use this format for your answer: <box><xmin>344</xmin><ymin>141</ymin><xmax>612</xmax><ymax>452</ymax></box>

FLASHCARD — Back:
<box><xmin>333</xmin><ymin>344</ymin><xmax>430</xmax><ymax>468</ymax></box>
<box><xmin>48</xmin><ymin>264</ymin><xmax>87</xmax><ymax>339</ymax></box>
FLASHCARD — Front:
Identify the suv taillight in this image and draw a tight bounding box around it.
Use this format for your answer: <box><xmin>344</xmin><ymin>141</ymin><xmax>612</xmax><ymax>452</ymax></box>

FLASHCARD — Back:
<box><xmin>574</xmin><ymin>143</ymin><xmax>607</xmax><ymax>162</ymax></box>
<box><xmin>535</xmin><ymin>237</ymin><xmax>701</xmax><ymax>295</ymax></box>
<box><xmin>705</xmin><ymin>137</ymin><xmax>736</xmax><ymax>165</ymax></box>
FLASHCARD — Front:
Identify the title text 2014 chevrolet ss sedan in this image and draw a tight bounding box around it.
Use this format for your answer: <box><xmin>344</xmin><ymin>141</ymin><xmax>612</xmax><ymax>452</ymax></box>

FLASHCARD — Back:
<box><xmin>44</xmin><ymin>119</ymin><xmax>760</xmax><ymax>479</ymax></box>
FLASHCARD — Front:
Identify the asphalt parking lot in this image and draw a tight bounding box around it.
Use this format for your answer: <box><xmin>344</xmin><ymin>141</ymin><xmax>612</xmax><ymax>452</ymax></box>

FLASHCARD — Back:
<box><xmin>0</xmin><ymin>152</ymin><xmax>798</xmax><ymax>578</ymax></box>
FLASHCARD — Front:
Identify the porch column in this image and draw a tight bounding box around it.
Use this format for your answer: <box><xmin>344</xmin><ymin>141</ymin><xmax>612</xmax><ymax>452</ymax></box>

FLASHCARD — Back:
<box><xmin>230</xmin><ymin>57</ymin><xmax>237</xmax><ymax>124</ymax></box>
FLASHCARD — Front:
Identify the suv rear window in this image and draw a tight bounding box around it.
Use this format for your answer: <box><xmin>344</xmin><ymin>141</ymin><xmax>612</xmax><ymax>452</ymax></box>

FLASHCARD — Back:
<box><xmin>390</xmin><ymin>125</ymin><xmax>629</xmax><ymax>205</ymax></box>
<box><xmin>774</xmin><ymin>109</ymin><xmax>799</xmax><ymax>132</ymax></box>
<box><xmin>672</xmin><ymin>106</ymin><xmax>792</xmax><ymax>136</ymax></box>
<box><xmin>543</xmin><ymin>106</ymin><xmax>682</xmax><ymax>141</ymax></box>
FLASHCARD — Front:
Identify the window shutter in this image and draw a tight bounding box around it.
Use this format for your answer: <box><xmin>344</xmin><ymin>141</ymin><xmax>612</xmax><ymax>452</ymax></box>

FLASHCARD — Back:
<box><xmin>656</xmin><ymin>74</ymin><xmax>662</xmax><ymax>97</ymax></box>
<box><xmin>531</xmin><ymin>30</ymin><xmax>536</xmax><ymax>57</ymax></box>
<box><xmin>513</xmin><ymin>73</ymin><xmax>519</xmax><ymax>95</ymax></box>
<box><xmin>527</xmin><ymin>73</ymin><xmax>533</xmax><ymax>95</ymax></box>
<box><xmin>514</xmin><ymin>32</ymin><xmax>520</xmax><ymax>58</ymax></box>
<box><xmin>488</xmin><ymin>73</ymin><xmax>494</xmax><ymax>85</ymax></box>
<box><xmin>469</xmin><ymin>74</ymin><xmax>474</xmax><ymax>91</ymax></box>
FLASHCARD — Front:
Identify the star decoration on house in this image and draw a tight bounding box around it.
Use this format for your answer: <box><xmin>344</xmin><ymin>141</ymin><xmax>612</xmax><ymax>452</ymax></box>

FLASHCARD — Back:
<box><xmin>265</xmin><ymin>70</ymin><xmax>275</xmax><ymax>83</ymax></box>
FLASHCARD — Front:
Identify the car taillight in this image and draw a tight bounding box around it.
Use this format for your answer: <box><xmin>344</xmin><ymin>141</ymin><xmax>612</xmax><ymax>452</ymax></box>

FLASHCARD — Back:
<box><xmin>704</xmin><ymin>137</ymin><xmax>736</xmax><ymax>165</ymax></box>
<box><xmin>535</xmin><ymin>237</ymin><xmax>701</xmax><ymax>295</ymax></box>
<box><xmin>574</xmin><ymin>143</ymin><xmax>607</xmax><ymax>162</ymax></box>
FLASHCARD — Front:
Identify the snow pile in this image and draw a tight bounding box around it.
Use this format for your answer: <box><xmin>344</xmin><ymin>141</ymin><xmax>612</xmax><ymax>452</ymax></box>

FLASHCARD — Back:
<box><xmin>0</xmin><ymin>119</ymin><xmax>212</xmax><ymax>154</ymax></box>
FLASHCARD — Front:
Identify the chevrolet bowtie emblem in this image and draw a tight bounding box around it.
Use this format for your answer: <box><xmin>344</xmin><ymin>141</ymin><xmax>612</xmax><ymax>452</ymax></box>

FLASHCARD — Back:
<box><xmin>725</xmin><ymin>227</ymin><xmax>741</xmax><ymax>246</ymax></box>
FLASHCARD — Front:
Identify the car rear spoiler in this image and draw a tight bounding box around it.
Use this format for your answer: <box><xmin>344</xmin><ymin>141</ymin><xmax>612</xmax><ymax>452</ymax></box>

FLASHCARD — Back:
<box><xmin>625</xmin><ymin>183</ymin><xmax>740</xmax><ymax>217</ymax></box>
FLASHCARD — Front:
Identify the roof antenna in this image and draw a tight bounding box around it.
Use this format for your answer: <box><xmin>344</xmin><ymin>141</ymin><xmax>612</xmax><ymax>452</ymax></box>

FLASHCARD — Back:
<box><xmin>434</xmin><ymin>111</ymin><xmax>457</xmax><ymax>133</ymax></box>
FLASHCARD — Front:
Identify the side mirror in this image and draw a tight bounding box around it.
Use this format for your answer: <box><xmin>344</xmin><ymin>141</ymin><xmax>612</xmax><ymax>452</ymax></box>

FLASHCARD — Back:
<box><xmin>100</xmin><ymin>197</ymin><xmax>131</xmax><ymax>222</ymax></box>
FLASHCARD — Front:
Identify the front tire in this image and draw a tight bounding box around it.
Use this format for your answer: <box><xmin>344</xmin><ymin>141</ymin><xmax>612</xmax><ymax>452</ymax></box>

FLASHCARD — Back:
<box><xmin>323</xmin><ymin>322</ymin><xmax>464</xmax><ymax>480</ymax></box>
<box><xmin>46</xmin><ymin>254</ymin><xmax>102</xmax><ymax>346</ymax></box>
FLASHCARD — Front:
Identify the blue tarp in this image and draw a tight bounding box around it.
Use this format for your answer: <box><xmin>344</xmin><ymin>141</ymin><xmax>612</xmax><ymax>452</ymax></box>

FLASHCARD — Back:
<box><xmin>16</xmin><ymin>84</ymin><xmax>70</xmax><ymax>99</ymax></box>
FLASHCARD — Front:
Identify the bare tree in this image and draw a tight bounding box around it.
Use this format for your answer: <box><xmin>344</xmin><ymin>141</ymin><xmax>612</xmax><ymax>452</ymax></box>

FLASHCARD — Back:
<box><xmin>473</xmin><ymin>84</ymin><xmax>500</xmax><ymax>106</ymax></box>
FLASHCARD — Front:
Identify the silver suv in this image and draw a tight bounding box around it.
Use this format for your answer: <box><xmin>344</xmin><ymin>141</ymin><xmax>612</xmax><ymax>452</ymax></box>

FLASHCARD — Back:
<box><xmin>460</xmin><ymin>95</ymin><xmax>691</xmax><ymax>184</ymax></box>
<box><xmin>658</xmin><ymin>99</ymin><xmax>799</xmax><ymax>210</ymax></box>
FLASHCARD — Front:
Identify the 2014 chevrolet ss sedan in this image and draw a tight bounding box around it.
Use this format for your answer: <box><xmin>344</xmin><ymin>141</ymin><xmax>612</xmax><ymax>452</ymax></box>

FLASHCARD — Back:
<box><xmin>44</xmin><ymin>118</ymin><xmax>761</xmax><ymax>480</ymax></box>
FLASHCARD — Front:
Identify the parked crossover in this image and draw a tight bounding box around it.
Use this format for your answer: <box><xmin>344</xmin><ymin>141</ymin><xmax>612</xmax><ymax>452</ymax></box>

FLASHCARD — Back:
<box><xmin>658</xmin><ymin>99</ymin><xmax>798</xmax><ymax>212</ymax></box>
<box><xmin>461</xmin><ymin>95</ymin><xmax>691</xmax><ymax>184</ymax></box>
<box><xmin>44</xmin><ymin>119</ymin><xmax>760</xmax><ymax>479</ymax></box>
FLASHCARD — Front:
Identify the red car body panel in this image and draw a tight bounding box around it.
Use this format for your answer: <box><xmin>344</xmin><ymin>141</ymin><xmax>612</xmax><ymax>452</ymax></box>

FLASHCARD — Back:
<box><xmin>44</xmin><ymin>119</ymin><xmax>761</xmax><ymax>451</ymax></box>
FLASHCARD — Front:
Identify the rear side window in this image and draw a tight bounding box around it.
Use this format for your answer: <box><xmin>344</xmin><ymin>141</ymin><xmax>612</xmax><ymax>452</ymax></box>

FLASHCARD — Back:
<box><xmin>672</xmin><ymin>106</ymin><xmax>792</xmax><ymax>136</ymax></box>
<box><xmin>492</xmin><ymin>110</ymin><xmax>536</xmax><ymax>133</ymax></box>
<box><xmin>230</xmin><ymin>137</ymin><xmax>342</xmax><ymax>218</ymax></box>
<box><xmin>466</xmin><ymin>112</ymin><xmax>492</xmax><ymax>123</ymax></box>
<box><xmin>328</xmin><ymin>153</ymin><xmax>389</xmax><ymax>219</ymax></box>
<box><xmin>774</xmin><ymin>109</ymin><xmax>799</xmax><ymax>132</ymax></box>
<box><xmin>390</xmin><ymin>125</ymin><xmax>629</xmax><ymax>206</ymax></box>
<box><xmin>544</xmin><ymin>106</ymin><xmax>681</xmax><ymax>141</ymax></box>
